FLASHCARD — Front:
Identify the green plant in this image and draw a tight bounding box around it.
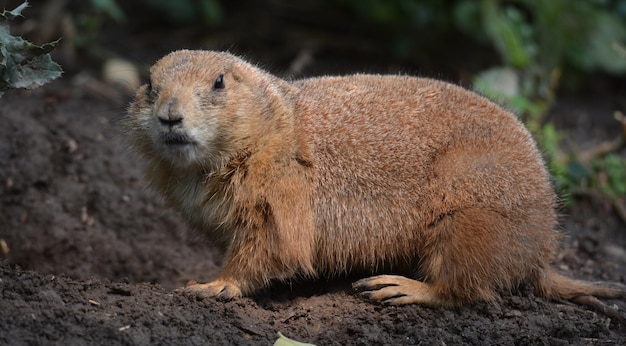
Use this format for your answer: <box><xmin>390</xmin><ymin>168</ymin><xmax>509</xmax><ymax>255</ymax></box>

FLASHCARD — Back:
<box><xmin>0</xmin><ymin>1</ymin><xmax>62</xmax><ymax>97</ymax></box>
<box><xmin>464</xmin><ymin>0</ymin><xmax>626</xmax><ymax>206</ymax></box>
<box><xmin>461</xmin><ymin>0</ymin><xmax>626</xmax><ymax>105</ymax></box>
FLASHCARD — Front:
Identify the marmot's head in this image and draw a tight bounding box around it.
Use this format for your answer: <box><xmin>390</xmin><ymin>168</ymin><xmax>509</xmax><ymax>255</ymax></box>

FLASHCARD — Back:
<box><xmin>126</xmin><ymin>50</ymin><xmax>289</xmax><ymax>169</ymax></box>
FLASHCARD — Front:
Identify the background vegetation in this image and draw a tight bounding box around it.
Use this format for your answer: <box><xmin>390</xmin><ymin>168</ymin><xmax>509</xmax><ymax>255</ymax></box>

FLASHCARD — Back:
<box><xmin>2</xmin><ymin>0</ymin><xmax>626</xmax><ymax>215</ymax></box>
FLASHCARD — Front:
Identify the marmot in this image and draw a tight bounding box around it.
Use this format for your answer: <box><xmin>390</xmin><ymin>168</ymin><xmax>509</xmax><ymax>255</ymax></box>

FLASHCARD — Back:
<box><xmin>124</xmin><ymin>49</ymin><xmax>625</xmax><ymax>308</ymax></box>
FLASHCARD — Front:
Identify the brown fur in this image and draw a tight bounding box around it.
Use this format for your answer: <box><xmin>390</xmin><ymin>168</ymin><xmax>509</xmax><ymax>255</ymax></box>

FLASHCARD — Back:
<box><xmin>124</xmin><ymin>49</ymin><xmax>626</xmax><ymax>307</ymax></box>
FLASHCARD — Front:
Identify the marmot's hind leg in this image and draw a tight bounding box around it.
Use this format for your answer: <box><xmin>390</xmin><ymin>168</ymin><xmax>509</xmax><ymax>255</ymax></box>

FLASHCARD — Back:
<box><xmin>355</xmin><ymin>207</ymin><xmax>547</xmax><ymax>307</ymax></box>
<box><xmin>353</xmin><ymin>275</ymin><xmax>443</xmax><ymax>306</ymax></box>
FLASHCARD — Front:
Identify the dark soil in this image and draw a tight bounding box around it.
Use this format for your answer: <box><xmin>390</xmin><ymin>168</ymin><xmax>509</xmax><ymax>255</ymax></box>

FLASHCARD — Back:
<box><xmin>1</xmin><ymin>35</ymin><xmax>626</xmax><ymax>345</ymax></box>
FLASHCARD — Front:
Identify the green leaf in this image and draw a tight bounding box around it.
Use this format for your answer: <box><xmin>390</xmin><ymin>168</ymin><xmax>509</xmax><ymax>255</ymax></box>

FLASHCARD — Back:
<box><xmin>0</xmin><ymin>1</ymin><xmax>28</xmax><ymax>21</ymax></box>
<box><xmin>0</xmin><ymin>2</ymin><xmax>62</xmax><ymax>93</ymax></box>
<box><xmin>10</xmin><ymin>54</ymin><xmax>62</xmax><ymax>89</ymax></box>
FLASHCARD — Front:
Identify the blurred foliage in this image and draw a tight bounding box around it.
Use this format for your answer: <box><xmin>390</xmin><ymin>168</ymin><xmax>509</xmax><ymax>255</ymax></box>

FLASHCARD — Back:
<box><xmin>80</xmin><ymin>0</ymin><xmax>222</xmax><ymax>25</ymax></box>
<box><xmin>79</xmin><ymin>0</ymin><xmax>626</xmax><ymax>205</ymax></box>
<box><xmin>459</xmin><ymin>0</ymin><xmax>626</xmax><ymax>205</ymax></box>
<box><xmin>73</xmin><ymin>0</ymin><xmax>222</xmax><ymax>51</ymax></box>
<box><xmin>139</xmin><ymin>0</ymin><xmax>223</xmax><ymax>25</ymax></box>
<box><xmin>0</xmin><ymin>1</ymin><xmax>62</xmax><ymax>97</ymax></box>
<box><xmin>89</xmin><ymin>0</ymin><xmax>125</xmax><ymax>23</ymax></box>
<box><xmin>594</xmin><ymin>154</ymin><xmax>626</xmax><ymax>197</ymax></box>
<box><xmin>334</xmin><ymin>0</ymin><xmax>626</xmax><ymax>203</ymax></box>
<box><xmin>12</xmin><ymin>0</ymin><xmax>626</xmax><ymax>206</ymax></box>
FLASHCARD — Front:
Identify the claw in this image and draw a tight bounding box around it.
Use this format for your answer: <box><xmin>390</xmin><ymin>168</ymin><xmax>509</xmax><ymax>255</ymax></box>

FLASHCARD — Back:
<box><xmin>175</xmin><ymin>277</ymin><xmax>242</xmax><ymax>301</ymax></box>
<box><xmin>352</xmin><ymin>275</ymin><xmax>440</xmax><ymax>306</ymax></box>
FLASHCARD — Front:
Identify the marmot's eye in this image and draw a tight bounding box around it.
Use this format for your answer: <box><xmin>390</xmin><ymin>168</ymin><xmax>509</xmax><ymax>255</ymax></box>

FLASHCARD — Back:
<box><xmin>213</xmin><ymin>74</ymin><xmax>225</xmax><ymax>89</ymax></box>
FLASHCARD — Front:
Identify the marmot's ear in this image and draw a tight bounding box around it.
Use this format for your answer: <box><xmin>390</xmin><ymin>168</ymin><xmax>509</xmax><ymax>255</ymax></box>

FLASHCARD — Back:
<box><xmin>231</xmin><ymin>69</ymin><xmax>243</xmax><ymax>83</ymax></box>
<box><xmin>229</xmin><ymin>60</ymin><xmax>252</xmax><ymax>84</ymax></box>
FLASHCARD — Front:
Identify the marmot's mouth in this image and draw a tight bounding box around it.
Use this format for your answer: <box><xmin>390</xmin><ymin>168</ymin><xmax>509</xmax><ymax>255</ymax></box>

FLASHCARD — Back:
<box><xmin>163</xmin><ymin>132</ymin><xmax>193</xmax><ymax>146</ymax></box>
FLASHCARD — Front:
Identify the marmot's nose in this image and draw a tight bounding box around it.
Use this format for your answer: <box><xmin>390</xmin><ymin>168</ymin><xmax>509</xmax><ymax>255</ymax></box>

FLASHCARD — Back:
<box><xmin>156</xmin><ymin>97</ymin><xmax>184</xmax><ymax>127</ymax></box>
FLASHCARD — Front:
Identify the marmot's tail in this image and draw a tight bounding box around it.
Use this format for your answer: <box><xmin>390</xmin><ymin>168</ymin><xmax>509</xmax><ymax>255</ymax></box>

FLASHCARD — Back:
<box><xmin>536</xmin><ymin>268</ymin><xmax>626</xmax><ymax>300</ymax></box>
<box><xmin>536</xmin><ymin>268</ymin><xmax>626</xmax><ymax>325</ymax></box>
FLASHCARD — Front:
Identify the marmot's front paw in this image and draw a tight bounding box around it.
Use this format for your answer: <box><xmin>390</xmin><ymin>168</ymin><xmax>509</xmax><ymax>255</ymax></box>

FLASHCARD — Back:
<box><xmin>175</xmin><ymin>277</ymin><xmax>242</xmax><ymax>300</ymax></box>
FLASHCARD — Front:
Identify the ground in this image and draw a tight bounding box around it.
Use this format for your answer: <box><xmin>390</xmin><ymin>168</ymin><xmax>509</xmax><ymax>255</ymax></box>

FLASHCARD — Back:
<box><xmin>1</xmin><ymin>69</ymin><xmax>626</xmax><ymax>345</ymax></box>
